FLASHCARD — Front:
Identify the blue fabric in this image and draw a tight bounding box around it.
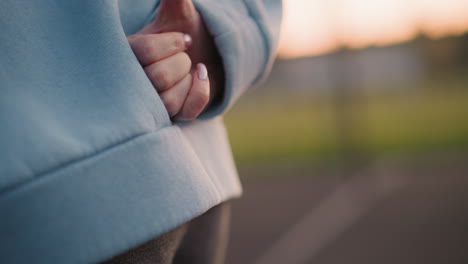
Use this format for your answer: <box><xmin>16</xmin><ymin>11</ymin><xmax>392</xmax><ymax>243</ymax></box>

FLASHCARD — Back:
<box><xmin>0</xmin><ymin>0</ymin><xmax>281</xmax><ymax>263</ymax></box>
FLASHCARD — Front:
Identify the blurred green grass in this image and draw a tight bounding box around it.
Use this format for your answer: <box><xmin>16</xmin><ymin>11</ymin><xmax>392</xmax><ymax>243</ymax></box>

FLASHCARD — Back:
<box><xmin>224</xmin><ymin>77</ymin><xmax>468</xmax><ymax>165</ymax></box>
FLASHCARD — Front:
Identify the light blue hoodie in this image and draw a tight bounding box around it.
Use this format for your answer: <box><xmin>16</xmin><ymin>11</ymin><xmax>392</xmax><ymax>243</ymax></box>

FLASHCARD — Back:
<box><xmin>0</xmin><ymin>0</ymin><xmax>281</xmax><ymax>263</ymax></box>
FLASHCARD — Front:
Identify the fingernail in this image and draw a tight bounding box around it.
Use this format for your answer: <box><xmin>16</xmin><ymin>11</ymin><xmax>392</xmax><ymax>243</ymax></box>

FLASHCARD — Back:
<box><xmin>197</xmin><ymin>63</ymin><xmax>208</xmax><ymax>80</ymax></box>
<box><xmin>184</xmin><ymin>34</ymin><xmax>192</xmax><ymax>47</ymax></box>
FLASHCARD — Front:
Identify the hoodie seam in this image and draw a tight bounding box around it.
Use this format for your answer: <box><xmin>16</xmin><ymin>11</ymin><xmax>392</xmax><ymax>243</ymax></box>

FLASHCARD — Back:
<box><xmin>0</xmin><ymin>130</ymin><xmax>157</xmax><ymax>197</ymax></box>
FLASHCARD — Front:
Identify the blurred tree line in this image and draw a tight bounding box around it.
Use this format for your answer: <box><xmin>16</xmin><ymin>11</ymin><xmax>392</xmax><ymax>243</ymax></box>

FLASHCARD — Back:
<box><xmin>225</xmin><ymin>31</ymin><xmax>468</xmax><ymax>167</ymax></box>
<box><xmin>414</xmin><ymin>32</ymin><xmax>468</xmax><ymax>77</ymax></box>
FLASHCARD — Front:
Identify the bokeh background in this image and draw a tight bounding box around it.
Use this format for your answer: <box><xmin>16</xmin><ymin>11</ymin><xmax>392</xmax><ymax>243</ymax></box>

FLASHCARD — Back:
<box><xmin>224</xmin><ymin>0</ymin><xmax>468</xmax><ymax>263</ymax></box>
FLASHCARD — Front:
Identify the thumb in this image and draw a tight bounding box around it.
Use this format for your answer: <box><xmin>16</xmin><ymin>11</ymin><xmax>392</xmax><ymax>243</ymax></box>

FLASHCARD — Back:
<box><xmin>159</xmin><ymin>0</ymin><xmax>189</xmax><ymax>10</ymax></box>
<box><xmin>153</xmin><ymin>0</ymin><xmax>196</xmax><ymax>29</ymax></box>
<box><xmin>138</xmin><ymin>0</ymin><xmax>194</xmax><ymax>34</ymax></box>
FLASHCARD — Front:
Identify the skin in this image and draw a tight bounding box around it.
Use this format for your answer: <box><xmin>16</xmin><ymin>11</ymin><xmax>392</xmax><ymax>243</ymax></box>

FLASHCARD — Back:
<box><xmin>127</xmin><ymin>0</ymin><xmax>224</xmax><ymax>121</ymax></box>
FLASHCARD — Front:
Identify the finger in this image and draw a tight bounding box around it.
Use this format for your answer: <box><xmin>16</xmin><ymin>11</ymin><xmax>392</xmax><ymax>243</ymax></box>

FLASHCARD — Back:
<box><xmin>173</xmin><ymin>63</ymin><xmax>210</xmax><ymax>121</ymax></box>
<box><xmin>128</xmin><ymin>32</ymin><xmax>192</xmax><ymax>66</ymax></box>
<box><xmin>144</xmin><ymin>52</ymin><xmax>191</xmax><ymax>92</ymax></box>
<box><xmin>159</xmin><ymin>0</ymin><xmax>196</xmax><ymax>15</ymax></box>
<box><xmin>159</xmin><ymin>74</ymin><xmax>192</xmax><ymax>117</ymax></box>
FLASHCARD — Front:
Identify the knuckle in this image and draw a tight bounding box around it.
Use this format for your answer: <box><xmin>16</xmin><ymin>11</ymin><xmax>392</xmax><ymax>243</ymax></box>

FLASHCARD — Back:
<box><xmin>138</xmin><ymin>36</ymin><xmax>163</xmax><ymax>61</ymax></box>
<box><xmin>139</xmin><ymin>37</ymin><xmax>155</xmax><ymax>55</ymax></box>
<box><xmin>173</xmin><ymin>35</ymin><xmax>185</xmax><ymax>50</ymax></box>
<box><xmin>154</xmin><ymin>68</ymin><xmax>170</xmax><ymax>89</ymax></box>
<box><xmin>180</xmin><ymin>52</ymin><xmax>191</xmax><ymax>62</ymax></box>
<box><xmin>179</xmin><ymin>52</ymin><xmax>192</xmax><ymax>69</ymax></box>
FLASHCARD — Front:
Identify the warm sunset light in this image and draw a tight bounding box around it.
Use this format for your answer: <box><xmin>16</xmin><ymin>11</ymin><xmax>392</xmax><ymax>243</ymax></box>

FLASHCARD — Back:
<box><xmin>278</xmin><ymin>0</ymin><xmax>468</xmax><ymax>58</ymax></box>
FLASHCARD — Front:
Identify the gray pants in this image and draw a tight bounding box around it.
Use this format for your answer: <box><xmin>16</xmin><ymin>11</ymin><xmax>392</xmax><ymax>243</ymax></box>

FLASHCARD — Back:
<box><xmin>100</xmin><ymin>202</ymin><xmax>231</xmax><ymax>264</ymax></box>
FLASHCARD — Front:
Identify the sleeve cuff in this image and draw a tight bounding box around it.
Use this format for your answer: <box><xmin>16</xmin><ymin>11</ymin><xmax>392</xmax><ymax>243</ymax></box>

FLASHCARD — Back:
<box><xmin>193</xmin><ymin>0</ymin><xmax>270</xmax><ymax>119</ymax></box>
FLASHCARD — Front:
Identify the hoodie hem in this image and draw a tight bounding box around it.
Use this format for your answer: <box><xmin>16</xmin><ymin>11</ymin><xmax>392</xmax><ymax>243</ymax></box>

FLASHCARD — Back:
<box><xmin>0</xmin><ymin>125</ymin><xmax>241</xmax><ymax>264</ymax></box>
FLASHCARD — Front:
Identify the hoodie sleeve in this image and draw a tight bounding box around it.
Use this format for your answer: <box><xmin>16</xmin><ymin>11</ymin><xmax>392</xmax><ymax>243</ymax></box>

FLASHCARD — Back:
<box><xmin>193</xmin><ymin>0</ymin><xmax>283</xmax><ymax>119</ymax></box>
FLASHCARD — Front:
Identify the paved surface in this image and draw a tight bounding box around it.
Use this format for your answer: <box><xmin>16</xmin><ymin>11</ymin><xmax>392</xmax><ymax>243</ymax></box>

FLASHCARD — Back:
<box><xmin>226</xmin><ymin>157</ymin><xmax>468</xmax><ymax>264</ymax></box>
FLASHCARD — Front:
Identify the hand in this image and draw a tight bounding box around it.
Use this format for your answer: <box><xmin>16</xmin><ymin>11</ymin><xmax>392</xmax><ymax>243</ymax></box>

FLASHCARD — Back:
<box><xmin>128</xmin><ymin>32</ymin><xmax>210</xmax><ymax>121</ymax></box>
<box><xmin>139</xmin><ymin>0</ymin><xmax>225</xmax><ymax>109</ymax></box>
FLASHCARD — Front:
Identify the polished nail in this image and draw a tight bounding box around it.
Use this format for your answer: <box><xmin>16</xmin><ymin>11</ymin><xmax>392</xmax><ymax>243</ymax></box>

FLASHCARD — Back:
<box><xmin>197</xmin><ymin>63</ymin><xmax>208</xmax><ymax>80</ymax></box>
<box><xmin>184</xmin><ymin>34</ymin><xmax>192</xmax><ymax>47</ymax></box>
